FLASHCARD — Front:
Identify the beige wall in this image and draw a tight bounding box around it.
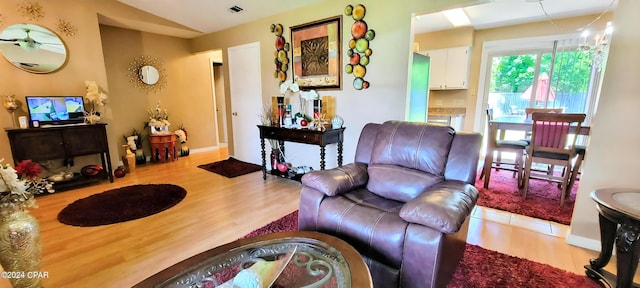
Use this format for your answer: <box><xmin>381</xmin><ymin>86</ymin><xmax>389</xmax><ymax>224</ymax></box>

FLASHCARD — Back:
<box><xmin>188</xmin><ymin>0</ymin><xmax>477</xmax><ymax>162</ymax></box>
<box><xmin>0</xmin><ymin>0</ymin><xmax>113</xmax><ymax>167</ymax></box>
<box><xmin>568</xmin><ymin>0</ymin><xmax>640</xmax><ymax>248</ymax></box>
<box><xmin>99</xmin><ymin>25</ymin><xmax>218</xmax><ymax>157</ymax></box>
<box><xmin>0</xmin><ymin>0</ymin><xmax>218</xmax><ymax>170</ymax></box>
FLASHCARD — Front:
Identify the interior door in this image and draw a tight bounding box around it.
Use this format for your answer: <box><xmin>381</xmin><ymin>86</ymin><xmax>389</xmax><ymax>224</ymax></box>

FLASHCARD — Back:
<box><xmin>228</xmin><ymin>42</ymin><xmax>263</xmax><ymax>164</ymax></box>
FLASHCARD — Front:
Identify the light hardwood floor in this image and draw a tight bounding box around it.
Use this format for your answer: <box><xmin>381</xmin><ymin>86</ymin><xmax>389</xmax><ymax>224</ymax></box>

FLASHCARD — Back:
<box><xmin>0</xmin><ymin>148</ymin><xmax>625</xmax><ymax>287</ymax></box>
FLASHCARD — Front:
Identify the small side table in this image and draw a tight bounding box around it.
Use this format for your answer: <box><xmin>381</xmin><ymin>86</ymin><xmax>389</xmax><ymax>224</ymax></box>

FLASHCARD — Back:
<box><xmin>586</xmin><ymin>188</ymin><xmax>640</xmax><ymax>288</ymax></box>
<box><xmin>150</xmin><ymin>134</ymin><xmax>177</xmax><ymax>163</ymax></box>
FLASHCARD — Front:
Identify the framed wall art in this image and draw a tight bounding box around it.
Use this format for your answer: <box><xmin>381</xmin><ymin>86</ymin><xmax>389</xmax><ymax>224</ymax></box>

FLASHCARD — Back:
<box><xmin>290</xmin><ymin>15</ymin><xmax>342</xmax><ymax>90</ymax></box>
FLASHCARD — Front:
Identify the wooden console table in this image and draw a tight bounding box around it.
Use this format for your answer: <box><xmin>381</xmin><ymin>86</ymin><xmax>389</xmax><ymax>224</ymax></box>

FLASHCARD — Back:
<box><xmin>5</xmin><ymin>123</ymin><xmax>113</xmax><ymax>189</ymax></box>
<box><xmin>258</xmin><ymin>125</ymin><xmax>345</xmax><ymax>180</ymax></box>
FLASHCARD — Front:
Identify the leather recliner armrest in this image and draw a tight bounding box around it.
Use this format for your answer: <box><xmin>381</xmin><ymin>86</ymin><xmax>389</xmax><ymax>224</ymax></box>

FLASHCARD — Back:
<box><xmin>300</xmin><ymin>163</ymin><xmax>369</xmax><ymax>196</ymax></box>
<box><xmin>399</xmin><ymin>180</ymin><xmax>478</xmax><ymax>233</ymax></box>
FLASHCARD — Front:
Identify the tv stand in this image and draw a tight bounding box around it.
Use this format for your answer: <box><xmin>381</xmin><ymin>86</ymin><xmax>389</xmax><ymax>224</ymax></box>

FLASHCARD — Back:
<box><xmin>5</xmin><ymin>124</ymin><xmax>113</xmax><ymax>191</ymax></box>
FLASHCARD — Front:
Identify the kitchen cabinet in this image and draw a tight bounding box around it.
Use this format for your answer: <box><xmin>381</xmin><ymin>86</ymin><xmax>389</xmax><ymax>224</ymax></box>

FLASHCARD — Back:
<box><xmin>424</xmin><ymin>46</ymin><xmax>471</xmax><ymax>90</ymax></box>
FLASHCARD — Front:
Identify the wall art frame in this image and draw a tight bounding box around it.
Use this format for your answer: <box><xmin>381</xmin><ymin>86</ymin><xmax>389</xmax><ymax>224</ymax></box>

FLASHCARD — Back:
<box><xmin>290</xmin><ymin>15</ymin><xmax>342</xmax><ymax>90</ymax></box>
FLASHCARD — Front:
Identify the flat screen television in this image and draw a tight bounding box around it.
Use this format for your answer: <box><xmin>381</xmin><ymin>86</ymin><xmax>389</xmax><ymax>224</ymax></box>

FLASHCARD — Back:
<box><xmin>25</xmin><ymin>96</ymin><xmax>86</xmax><ymax>126</ymax></box>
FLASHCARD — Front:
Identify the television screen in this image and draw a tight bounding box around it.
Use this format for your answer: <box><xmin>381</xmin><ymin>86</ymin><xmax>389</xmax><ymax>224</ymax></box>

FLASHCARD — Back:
<box><xmin>25</xmin><ymin>96</ymin><xmax>85</xmax><ymax>125</ymax></box>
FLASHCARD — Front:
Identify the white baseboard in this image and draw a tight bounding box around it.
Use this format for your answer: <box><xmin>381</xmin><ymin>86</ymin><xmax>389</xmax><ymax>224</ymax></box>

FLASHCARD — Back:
<box><xmin>190</xmin><ymin>146</ymin><xmax>220</xmax><ymax>154</ymax></box>
<box><xmin>566</xmin><ymin>229</ymin><xmax>602</xmax><ymax>252</ymax></box>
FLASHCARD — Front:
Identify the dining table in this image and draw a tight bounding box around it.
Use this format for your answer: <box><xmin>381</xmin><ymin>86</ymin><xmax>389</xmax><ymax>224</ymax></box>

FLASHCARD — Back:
<box><xmin>483</xmin><ymin>115</ymin><xmax>591</xmax><ymax>189</ymax></box>
<box><xmin>490</xmin><ymin>115</ymin><xmax>591</xmax><ymax>135</ymax></box>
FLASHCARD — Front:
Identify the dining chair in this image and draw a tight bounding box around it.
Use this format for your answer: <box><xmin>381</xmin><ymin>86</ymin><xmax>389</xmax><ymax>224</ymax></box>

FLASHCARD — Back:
<box><xmin>524</xmin><ymin>107</ymin><xmax>564</xmax><ymax>119</ymax></box>
<box><xmin>522</xmin><ymin>107</ymin><xmax>565</xmax><ymax>174</ymax></box>
<box><xmin>567</xmin><ymin>144</ymin><xmax>586</xmax><ymax>191</ymax></box>
<box><xmin>480</xmin><ymin>108</ymin><xmax>528</xmax><ymax>189</ymax></box>
<box><xmin>521</xmin><ymin>112</ymin><xmax>585</xmax><ymax>205</ymax></box>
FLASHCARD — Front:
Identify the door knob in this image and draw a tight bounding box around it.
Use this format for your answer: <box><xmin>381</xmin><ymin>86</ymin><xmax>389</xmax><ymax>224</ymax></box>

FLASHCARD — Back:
<box><xmin>232</xmin><ymin>112</ymin><xmax>238</xmax><ymax>116</ymax></box>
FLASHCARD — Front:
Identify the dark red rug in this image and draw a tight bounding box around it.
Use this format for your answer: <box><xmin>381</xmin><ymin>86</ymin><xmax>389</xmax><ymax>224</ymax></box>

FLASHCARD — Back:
<box><xmin>58</xmin><ymin>184</ymin><xmax>186</xmax><ymax>227</ymax></box>
<box><xmin>475</xmin><ymin>169</ymin><xmax>577</xmax><ymax>225</ymax></box>
<box><xmin>197</xmin><ymin>157</ymin><xmax>262</xmax><ymax>178</ymax></box>
<box><xmin>247</xmin><ymin>211</ymin><xmax>599</xmax><ymax>288</ymax></box>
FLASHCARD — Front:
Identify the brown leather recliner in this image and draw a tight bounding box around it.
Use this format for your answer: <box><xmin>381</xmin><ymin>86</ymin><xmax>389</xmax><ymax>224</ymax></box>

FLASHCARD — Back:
<box><xmin>299</xmin><ymin>121</ymin><xmax>482</xmax><ymax>288</ymax></box>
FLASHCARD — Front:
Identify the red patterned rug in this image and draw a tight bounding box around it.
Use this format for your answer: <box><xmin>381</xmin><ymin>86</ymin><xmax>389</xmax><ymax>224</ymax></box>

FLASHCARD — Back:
<box><xmin>475</xmin><ymin>169</ymin><xmax>577</xmax><ymax>225</ymax></box>
<box><xmin>247</xmin><ymin>211</ymin><xmax>599</xmax><ymax>288</ymax></box>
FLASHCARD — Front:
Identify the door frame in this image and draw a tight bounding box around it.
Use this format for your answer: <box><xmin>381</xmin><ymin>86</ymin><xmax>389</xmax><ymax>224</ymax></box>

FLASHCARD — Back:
<box><xmin>227</xmin><ymin>42</ymin><xmax>263</xmax><ymax>163</ymax></box>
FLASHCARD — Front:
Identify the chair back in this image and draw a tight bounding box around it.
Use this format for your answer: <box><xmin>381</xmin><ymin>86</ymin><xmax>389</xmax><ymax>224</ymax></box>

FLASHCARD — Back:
<box><xmin>530</xmin><ymin>112</ymin><xmax>585</xmax><ymax>156</ymax></box>
<box><xmin>525</xmin><ymin>108</ymin><xmax>563</xmax><ymax>120</ymax></box>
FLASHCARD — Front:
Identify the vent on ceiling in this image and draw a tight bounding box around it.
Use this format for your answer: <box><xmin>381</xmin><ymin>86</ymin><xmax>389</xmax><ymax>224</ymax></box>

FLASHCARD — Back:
<box><xmin>228</xmin><ymin>6</ymin><xmax>244</xmax><ymax>13</ymax></box>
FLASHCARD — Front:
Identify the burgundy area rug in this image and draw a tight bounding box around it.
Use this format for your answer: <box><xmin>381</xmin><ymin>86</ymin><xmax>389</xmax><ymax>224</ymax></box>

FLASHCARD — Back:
<box><xmin>475</xmin><ymin>169</ymin><xmax>578</xmax><ymax>225</ymax></box>
<box><xmin>57</xmin><ymin>184</ymin><xmax>186</xmax><ymax>227</ymax></box>
<box><xmin>248</xmin><ymin>211</ymin><xmax>599</xmax><ymax>288</ymax></box>
<box><xmin>197</xmin><ymin>157</ymin><xmax>262</xmax><ymax>178</ymax></box>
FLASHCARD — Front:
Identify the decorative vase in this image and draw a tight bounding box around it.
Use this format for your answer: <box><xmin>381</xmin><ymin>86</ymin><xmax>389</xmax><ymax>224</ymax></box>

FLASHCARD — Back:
<box><xmin>114</xmin><ymin>166</ymin><xmax>126</xmax><ymax>178</ymax></box>
<box><xmin>331</xmin><ymin>115</ymin><xmax>344</xmax><ymax>129</ymax></box>
<box><xmin>85</xmin><ymin>114</ymin><xmax>100</xmax><ymax>125</ymax></box>
<box><xmin>150</xmin><ymin>126</ymin><xmax>169</xmax><ymax>135</ymax></box>
<box><xmin>0</xmin><ymin>205</ymin><xmax>42</xmax><ymax>288</ymax></box>
<box><xmin>135</xmin><ymin>150</ymin><xmax>146</xmax><ymax>165</ymax></box>
<box><xmin>180</xmin><ymin>144</ymin><xmax>190</xmax><ymax>157</ymax></box>
<box><xmin>270</xmin><ymin>148</ymin><xmax>284</xmax><ymax>171</ymax></box>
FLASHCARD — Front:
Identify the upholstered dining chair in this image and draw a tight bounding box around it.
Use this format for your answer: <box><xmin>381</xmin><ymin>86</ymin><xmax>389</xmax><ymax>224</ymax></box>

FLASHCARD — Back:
<box><xmin>480</xmin><ymin>108</ymin><xmax>528</xmax><ymax>189</ymax></box>
<box><xmin>522</xmin><ymin>107</ymin><xmax>565</xmax><ymax>173</ymax></box>
<box><xmin>521</xmin><ymin>112</ymin><xmax>585</xmax><ymax>205</ymax></box>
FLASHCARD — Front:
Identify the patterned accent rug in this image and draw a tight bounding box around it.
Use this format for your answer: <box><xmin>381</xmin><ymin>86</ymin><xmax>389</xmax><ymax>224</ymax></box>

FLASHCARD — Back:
<box><xmin>248</xmin><ymin>211</ymin><xmax>599</xmax><ymax>288</ymax></box>
<box><xmin>475</xmin><ymin>169</ymin><xmax>577</xmax><ymax>225</ymax></box>
<box><xmin>57</xmin><ymin>184</ymin><xmax>186</xmax><ymax>227</ymax></box>
<box><xmin>197</xmin><ymin>157</ymin><xmax>262</xmax><ymax>178</ymax></box>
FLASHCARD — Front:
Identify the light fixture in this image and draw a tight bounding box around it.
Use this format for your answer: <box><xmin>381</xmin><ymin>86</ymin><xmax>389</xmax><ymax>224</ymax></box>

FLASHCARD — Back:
<box><xmin>442</xmin><ymin>8</ymin><xmax>471</xmax><ymax>27</ymax></box>
<box><xmin>16</xmin><ymin>29</ymin><xmax>41</xmax><ymax>52</ymax></box>
<box><xmin>18</xmin><ymin>38</ymin><xmax>40</xmax><ymax>51</ymax></box>
<box><xmin>579</xmin><ymin>21</ymin><xmax>613</xmax><ymax>52</ymax></box>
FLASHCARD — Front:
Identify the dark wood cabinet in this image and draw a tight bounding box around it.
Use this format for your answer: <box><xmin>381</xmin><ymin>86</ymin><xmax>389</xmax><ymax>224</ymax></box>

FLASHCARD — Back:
<box><xmin>6</xmin><ymin>124</ymin><xmax>114</xmax><ymax>189</ymax></box>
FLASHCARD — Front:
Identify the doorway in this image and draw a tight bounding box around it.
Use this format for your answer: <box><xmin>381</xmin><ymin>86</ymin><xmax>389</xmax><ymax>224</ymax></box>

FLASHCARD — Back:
<box><xmin>476</xmin><ymin>35</ymin><xmax>607</xmax><ymax>136</ymax></box>
<box><xmin>211</xmin><ymin>60</ymin><xmax>227</xmax><ymax>144</ymax></box>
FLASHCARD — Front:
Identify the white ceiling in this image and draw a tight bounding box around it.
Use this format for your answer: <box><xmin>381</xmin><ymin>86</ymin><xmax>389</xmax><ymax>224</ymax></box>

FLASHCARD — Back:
<box><xmin>414</xmin><ymin>0</ymin><xmax>617</xmax><ymax>34</ymax></box>
<box><xmin>116</xmin><ymin>0</ymin><xmax>323</xmax><ymax>36</ymax></box>
<box><xmin>114</xmin><ymin>0</ymin><xmax>617</xmax><ymax>38</ymax></box>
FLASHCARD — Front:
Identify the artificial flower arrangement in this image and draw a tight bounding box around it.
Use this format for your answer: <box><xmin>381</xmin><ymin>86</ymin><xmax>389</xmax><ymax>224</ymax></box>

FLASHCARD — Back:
<box><xmin>0</xmin><ymin>159</ymin><xmax>54</xmax><ymax>212</ymax></box>
<box><xmin>279</xmin><ymin>79</ymin><xmax>300</xmax><ymax>96</ymax></box>
<box><xmin>84</xmin><ymin>80</ymin><xmax>108</xmax><ymax>124</ymax></box>
<box><xmin>279</xmin><ymin>80</ymin><xmax>318</xmax><ymax>123</ymax></box>
<box><xmin>146</xmin><ymin>101</ymin><xmax>171</xmax><ymax>134</ymax></box>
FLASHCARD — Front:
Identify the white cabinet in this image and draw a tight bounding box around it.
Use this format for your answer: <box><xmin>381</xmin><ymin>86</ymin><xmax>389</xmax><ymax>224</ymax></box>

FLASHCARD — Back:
<box><xmin>424</xmin><ymin>46</ymin><xmax>471</xmax><ymax>90</ymax></box>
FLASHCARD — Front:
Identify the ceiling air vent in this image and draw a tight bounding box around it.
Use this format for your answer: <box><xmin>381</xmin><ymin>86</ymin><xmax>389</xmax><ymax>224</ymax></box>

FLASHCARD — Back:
<box><xmin>228</xmin><ymin>6</ymin><xmax>244</xmax><ymax>13</ymax></box>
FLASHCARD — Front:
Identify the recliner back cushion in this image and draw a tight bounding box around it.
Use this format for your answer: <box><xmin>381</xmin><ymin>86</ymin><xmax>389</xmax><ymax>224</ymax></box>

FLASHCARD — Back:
<box><xmin>367</xmin><ymin>121</ymin><xmax>455</xmax><ymax>202</ymax></box>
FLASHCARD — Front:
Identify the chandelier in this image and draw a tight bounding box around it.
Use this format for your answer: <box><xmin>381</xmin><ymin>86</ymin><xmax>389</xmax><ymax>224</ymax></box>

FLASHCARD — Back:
<box><xmin>579</xmin><ymin>21</ymin><xmax>613</xmax><ymax>52</ymax></box>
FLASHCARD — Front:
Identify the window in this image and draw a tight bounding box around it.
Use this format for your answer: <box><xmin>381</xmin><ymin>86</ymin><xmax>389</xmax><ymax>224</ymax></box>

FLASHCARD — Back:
<box><xmin>480</xmin><ymin>35</ymin><xmax>607</xmax><ymax>127</ymax></box>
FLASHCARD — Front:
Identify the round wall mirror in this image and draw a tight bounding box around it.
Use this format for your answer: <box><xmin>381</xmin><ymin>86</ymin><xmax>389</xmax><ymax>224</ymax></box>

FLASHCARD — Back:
<box><xmin>0</xmin><ymin>23</ymin><xmax>68</xmax><ymax>74</ymax></box>
<box><xmin>139</xmin><ymin>65</ymin><xmax>159</xmax><ymax>85</ymax></box>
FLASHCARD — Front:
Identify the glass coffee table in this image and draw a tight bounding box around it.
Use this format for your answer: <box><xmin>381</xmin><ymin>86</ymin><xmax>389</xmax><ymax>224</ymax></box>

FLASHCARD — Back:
<box><xmin>134</xmin><ymin>231</ymin><xmax>372</xmax><ymax>288</ymax></box>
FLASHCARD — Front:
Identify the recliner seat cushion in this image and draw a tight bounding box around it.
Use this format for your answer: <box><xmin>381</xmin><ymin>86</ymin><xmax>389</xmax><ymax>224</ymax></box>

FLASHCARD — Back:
<box><xmin>314</xmin><ymin>188</ymin><xmax>407</xmax><ymax>268</ymax></box>
<box><xmin>366</xmin><ymin>121</ymin><xmax>454</xmax><ymax>201</ymax></box>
